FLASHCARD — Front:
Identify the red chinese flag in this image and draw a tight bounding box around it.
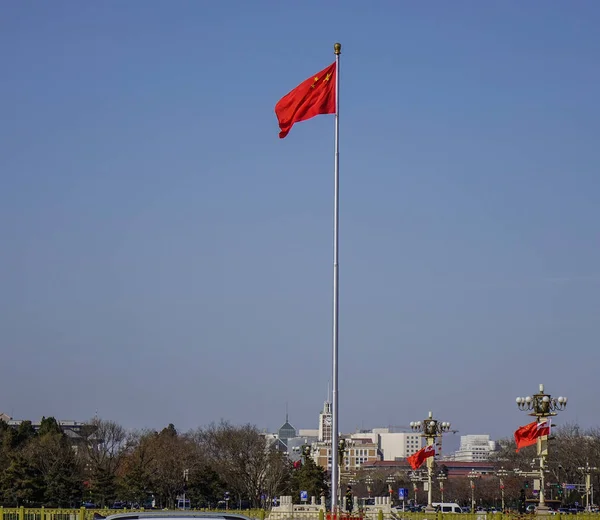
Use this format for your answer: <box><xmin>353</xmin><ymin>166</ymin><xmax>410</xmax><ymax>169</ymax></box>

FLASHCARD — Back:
<box><xmin>514</xmin><ymin>419</ymin><xmax>551</xmax><ymax>452</ymax></box>
<box><xmin>407</xmin><ymin>444</ymin><xmax>435</xmax><ymax>470</ymax></box>
<box><xmin>275</xmin><ymin>62</ymin><xmax>336</xmax><ymax>138</ymax></box>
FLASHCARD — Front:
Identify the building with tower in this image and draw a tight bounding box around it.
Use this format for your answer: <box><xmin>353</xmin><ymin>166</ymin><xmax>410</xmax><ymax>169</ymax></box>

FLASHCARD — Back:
<box><xmin>318</xmin><ymin>400</ymin><xmax>332</xmax><ymax>443</ymax></box>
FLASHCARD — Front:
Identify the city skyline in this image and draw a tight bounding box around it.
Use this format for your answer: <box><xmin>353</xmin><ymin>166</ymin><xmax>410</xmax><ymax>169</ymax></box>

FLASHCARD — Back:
<box><xmin>0</xmin><ymin>398</ymin><xmax>586</xmax><ymax>453</ymax></box>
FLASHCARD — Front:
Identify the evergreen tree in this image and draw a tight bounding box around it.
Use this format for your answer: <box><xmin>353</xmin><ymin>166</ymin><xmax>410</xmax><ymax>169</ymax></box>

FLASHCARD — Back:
<box><xmin>160</xmin><ymin>424</ymin><xmax>178</xmax><ymax>438</ymax></box>
<box><xmin>14</xmin><ymin>421</ymin><xmax>36</xmax><ymax>448</ymax></box>
<box><xmin>30</xmin><ymin>432</ymin><xmax>83</xmax><ymax>507</ymax></box>
<box><xmin>43</xmin><ymin>459</ymin><xmax>82</xmax><ymax>507</ymax></box>
<box><xmin>0</xmin><ymin>452</ymin><xmax>43</xmax><ymax>505</ymax></box>
<box><xmin>38</xmin><ymin>417</ymin><xmax>62</xmax><ymax>437</ymax></box>
<box><xmin>289</xmin><ymin>456</ymin><xmax>328</xmax><ymax>504</ymax></box>
<box><xmin>186</xmin><ymin>464</ymin><xmax>226</xmax><ymax>509</ymax></box>
<box><xmin>91</xmin><ymin>466</ymin><xmax>117</xmax><ymax>507</ymax></box>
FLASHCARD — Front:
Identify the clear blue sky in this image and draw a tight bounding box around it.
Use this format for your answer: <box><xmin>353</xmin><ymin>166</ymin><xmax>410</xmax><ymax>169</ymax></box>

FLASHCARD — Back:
<box><xmin>2</xmin><ymin>1</ymin><xmax>599</xmax><ymax>446</ymax></box>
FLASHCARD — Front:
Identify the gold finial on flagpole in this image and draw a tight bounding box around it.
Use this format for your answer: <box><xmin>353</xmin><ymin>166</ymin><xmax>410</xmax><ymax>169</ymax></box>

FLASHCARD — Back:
<box><xmin>334</xmin><ymin>42</ymin><xmax>341</xmax><ymax>55</ymax></box>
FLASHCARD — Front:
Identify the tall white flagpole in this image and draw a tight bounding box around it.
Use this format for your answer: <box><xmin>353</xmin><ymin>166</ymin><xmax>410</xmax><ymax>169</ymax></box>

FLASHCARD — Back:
<box><xmin>330</xmin><ymin>41</ymin><xmax>341</xmax><ymax>517</ymax></box>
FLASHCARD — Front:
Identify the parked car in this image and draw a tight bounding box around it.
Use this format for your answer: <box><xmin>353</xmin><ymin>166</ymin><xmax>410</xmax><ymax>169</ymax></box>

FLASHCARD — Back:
<box><xmin>104</xmin><ymin>513</ymin><xmax>255</xmax><ymax>520</ymax></box>
<box><xmin>432</xmin><ymin>503</ymin><xmax>462</xmax><ymax>513</ymax></box>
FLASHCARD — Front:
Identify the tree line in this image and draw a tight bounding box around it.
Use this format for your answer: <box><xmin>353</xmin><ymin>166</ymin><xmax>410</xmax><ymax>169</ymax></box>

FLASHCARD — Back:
<box><xmin>0</xmin><ymin>417</ymin><xmax>327</xmax><ymax>509</ymax></box>
<box><xmin>1</xmin><ymin>418</ymin><xmax>599</xmax><ymax>510</ymax></box>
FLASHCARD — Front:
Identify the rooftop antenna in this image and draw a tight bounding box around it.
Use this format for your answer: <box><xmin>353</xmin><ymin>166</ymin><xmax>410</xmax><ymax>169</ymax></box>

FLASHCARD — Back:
<box><xmin>285</xmin><ymin>401</ymin><xmax>289</xmax><ymax>423</ymax></box>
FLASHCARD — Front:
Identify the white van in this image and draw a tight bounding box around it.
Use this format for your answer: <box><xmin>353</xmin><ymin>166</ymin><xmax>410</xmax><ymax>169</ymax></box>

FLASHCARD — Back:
<box><xmin>432</xmin><ymin>503</ymin><xmax>462</xmax><ymax>513</ymax></box>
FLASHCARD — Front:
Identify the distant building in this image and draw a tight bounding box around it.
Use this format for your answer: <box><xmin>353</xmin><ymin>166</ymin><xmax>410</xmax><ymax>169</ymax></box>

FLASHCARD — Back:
<box><xmin>454</xmin><ymin>434</ymin><xmax>497</xmax><ymax>462</ymax></box>
<box><xmin>277</xmin><ymin>414</ymin><xmax>296</xmax><ymax>449</ymax></box>
<box><xmin>318</xmin><ymin>401</ymin><xmax>333</xmax><ymax>443</ymax></box>
<box><xmin>312</xmin><ymin>437</ymin><xmax>382</xmax><ymax>472</ymax></box>
<box><xmin>298</xmin><ymin>428</ymin><xmax>319</xmax><ymax>437</ymax></box>
<box><xmin>261</xmin><ymin>431</ymin><xmax>287</xmax><ymax>452</ymax></box>
<box><xmin>350</xmin><ymin>429</ymin><xmax>422</xmax><ymax>460</ymax></box>
<box><xmin>285</xmin><ymin>434</ymin><xmax>318</xmax><ymax>463</ymax></box>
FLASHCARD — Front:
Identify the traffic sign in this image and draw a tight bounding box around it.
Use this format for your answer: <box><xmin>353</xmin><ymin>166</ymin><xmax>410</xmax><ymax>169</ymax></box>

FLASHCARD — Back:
<box><xmin>300</xmin><ymin>490</ymin><xmax>308</xmax><ymax>501</ymax></box>
<box><xmin>399</xmin><ymin>488</ymin><xmax>408</xmax><ymax>499</ymax></box>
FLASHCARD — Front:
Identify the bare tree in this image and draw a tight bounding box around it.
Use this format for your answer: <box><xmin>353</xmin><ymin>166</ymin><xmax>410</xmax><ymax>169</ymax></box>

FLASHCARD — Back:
<box><xmin>146</xmin><ymin>425</ymin><xmax>197</xmax><ymax>508</ymax></box>
<box><xmin>118</xmin><ymin>429</ymin><xmax>157</xmax><ymax>507</ymax></box>
<box><xmin>80</xmin><ymin>417</ymin><xmax>127</xmax><ymax>506</ymax></box>
<box><xmin>199</xmin><ymin>421</ymin><xmax>289</xmax><ymax>507</ymax></box>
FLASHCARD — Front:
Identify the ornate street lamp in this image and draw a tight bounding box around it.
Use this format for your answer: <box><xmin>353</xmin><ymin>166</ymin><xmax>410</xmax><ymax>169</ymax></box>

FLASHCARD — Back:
<box><xmin>437</xmin><ymin>472</ymin><xmax>447</xmax><ymax>503</ymax></box>
<box><xmin>410</xmin><ymin>411</ymin><xmax>452</xmax><ymax>512</ymax></box>
<box><xmin>516</xmin><ymin>384</ymin><xmax>567</xmax><ymax>514</ymax></box>
<box><xmin>386</xmin><ymin>475</ymin><xmax>395</xmax><ymax>501</ymax></box>
<box><xmin>468</xmin><ymin>470</ymin><xmax>480</xmax><ymax>513</ymax></box>
<box><xmin>496</xmin><ymin>468</ymin><xmax>509</xmax><ymax>512</ymax></box>
<box><xmin>365</xmin><ymin>475</ymin><xmax>374</xmax><ymax>498</ymax></box>
<box><xmin>338</xmin><ymin>438</ymin><xmax>354</xmax><ymax>468</ymax></box>
<box><xmin>577</xmin><ymin>461</ymin><xmax>598</xmax><ymax>512</ymax></box>
<box><xmin>409</xmin><ymin>471</ymin><xmax>424</xmax><ymax>505</ymax></box>
<box><xmin>337</xmin><ymin>438</ymin><xmax>354</xmax><ymax>511</ymax></box>
<box><xmin>293</xmin><ymin>443</ymin><xmax>316</xmax><ymax>464</ymax></box>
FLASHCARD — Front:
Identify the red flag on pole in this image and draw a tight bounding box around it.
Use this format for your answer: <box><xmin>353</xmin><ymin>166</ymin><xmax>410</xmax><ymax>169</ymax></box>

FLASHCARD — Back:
<box><xmin>275</xmin><ymin>62</ymin><xmax>336</xmax><ymax>138</ymax></box>
<box><xmin>514</xmin><ymin>419</ymin><xmax>551</xmax><ymax>452</ymax></box>
<box><xmin>407</xmin><ymin>444</ymin><xmax>435</xmax><ymax>470</ymax></box>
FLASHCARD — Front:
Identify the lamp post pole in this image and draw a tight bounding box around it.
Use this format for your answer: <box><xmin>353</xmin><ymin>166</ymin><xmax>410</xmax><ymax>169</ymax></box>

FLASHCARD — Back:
<box><xmin>410</xmin><ymin>411</ymin><xmax>452</xmax><ymax>512</ymax></box>
<box><xmin>386</xmin><ymin>475</ymin><xmax>395</xmax><ymax>502</ymax></box>
<box><xmin>366</xmin><ymin>475</ymin><xmax>373</xmax><ymax>499</ymax></box>
<box><xmin>468</xmin><ymin>470</ymin><xmax>479</xmax><ymax>513</ymax></box>
<box><xmin>496</xmin><ymin>468</ymin><xmax>508</xmax><ymax>512</ymax></box>
<box><xmin>409</xmin><ymin>472</ymin><xmax>420</xmax><ymax>505</ymax></box>
<box><xmin>516</xmin><ymin>384</ymin><xmax>567</xmax><ymax>515</ymax></box>
<box><xmin>183</xmin><ymin>469</ymin><xmax>189</xmax><ymax>510</ymax></box>
<box><xmin>578</xmin><ymin>461</ymin><xmax>598</xmax><ymax>512</ymax></box>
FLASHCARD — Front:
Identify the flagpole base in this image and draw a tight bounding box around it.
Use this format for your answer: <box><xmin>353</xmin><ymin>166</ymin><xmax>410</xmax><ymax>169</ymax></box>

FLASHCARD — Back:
<box><xmin>424</xmin><ymin>506</ymin><xmax>436</xmax><ymax>513</ymax></box>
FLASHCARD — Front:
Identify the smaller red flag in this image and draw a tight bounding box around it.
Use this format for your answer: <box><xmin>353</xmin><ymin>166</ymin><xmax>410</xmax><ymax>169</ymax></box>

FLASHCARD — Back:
<box><xmin>514</xmin><ymin>419</ymin><xmax>551</xmax><ymax>452</ymax></box>
<box><xmin>407</xmin><ymin>444</ymin><xmax>435</xmax><ymax>470</ymax></box>
<box><xmin>275</xmin><ymin>62</ymin><xmax>336</xmax><ymax>139</ymax></box>
<box><xmin>293</xmin><ymin>460</ymin><xmax>302</xmax><ymax>469</ymax></box>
